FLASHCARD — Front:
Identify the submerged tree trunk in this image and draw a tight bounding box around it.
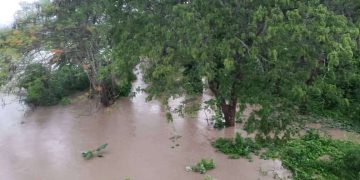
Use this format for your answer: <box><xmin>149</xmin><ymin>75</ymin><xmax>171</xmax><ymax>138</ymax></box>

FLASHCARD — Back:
<box><xmin>209</xmin><ymin>80</ymin><xmax>237</xmax><ymax>127</ymax></box>
<box><xmin>220</xmin><ymin>98</ymin><xmax>237</xmax><ymax>127</ymax></box>
<box><xmin>100</xmin><ymin>92</ymin><xmax>110</xmax><ymax>107</ymax></box>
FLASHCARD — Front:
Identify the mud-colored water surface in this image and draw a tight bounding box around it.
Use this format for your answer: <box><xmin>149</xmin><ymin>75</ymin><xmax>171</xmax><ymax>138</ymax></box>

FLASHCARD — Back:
<box><xmin>0</xmin><ymin>71</ymin><xmax>292</xmax><ymax>180</ymax></box>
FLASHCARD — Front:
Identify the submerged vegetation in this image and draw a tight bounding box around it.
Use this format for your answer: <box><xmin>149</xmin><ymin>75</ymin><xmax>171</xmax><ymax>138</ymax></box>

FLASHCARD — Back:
<box><xmin>273</xmin><ymin>133</ymin><xmax>360</xmax><ymax>179</ymax></box>
<box><xmin>82</xmin><ymin>143</ymin><xmax>108</xmax><ymax>160</ymax></box>
<box><xmin>19</xmin><ymin>63</ymin><xmax>89</xmax><ymax>105</ymax></box>
<box><xmin>214</xmin><ymin>131</ymin><xmax>360</xmax><ymax>180</ymax></box>
<box><xmin>188</xmin><ymin>159</ymin><xmax>216</xmax><ymax>174</ymax></box>
<box><xmin>213</xmin><ymin>133</ymin><xmax>260</xmax><ymax>159</ymax></box>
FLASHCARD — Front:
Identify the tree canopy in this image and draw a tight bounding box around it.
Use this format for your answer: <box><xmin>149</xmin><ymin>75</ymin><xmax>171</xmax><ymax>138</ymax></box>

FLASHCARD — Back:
<box><xmin>1</xmin><ymin>0</ymin><xmax>360</xmax><ymax>134</ymax></box>
<box><xmin>105</xmin><ymin>0</ymin><xmax>360</xmax><ymax>132</ymax></box>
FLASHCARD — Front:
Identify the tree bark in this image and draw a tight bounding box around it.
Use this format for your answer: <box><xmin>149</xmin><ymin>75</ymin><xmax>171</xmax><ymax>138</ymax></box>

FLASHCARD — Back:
<box><xmin>209</xmin><ymin>80</ymin><xmax>237</xmax><ymax>127</ymax></box>
<box><xmin>220</xmin><ymin>98</ymin><xmax>237</xmax><ymax>127</ymax></box>
<box><xmin>100</xmin><ymin>84</ymin><xmax>111</xmax><ymax>107</ymax></box>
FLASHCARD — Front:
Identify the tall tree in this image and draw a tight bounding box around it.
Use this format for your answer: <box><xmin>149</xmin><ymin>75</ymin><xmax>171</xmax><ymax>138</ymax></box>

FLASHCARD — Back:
<box><xmin>109</xmin><ymin>0</ymin><xmax>360</xmax><ymax>130</ymax></box>
<box><xmin>4</xmin><ymin>0</ymin><xmax>135</xmax><ymax>106</ymax></box>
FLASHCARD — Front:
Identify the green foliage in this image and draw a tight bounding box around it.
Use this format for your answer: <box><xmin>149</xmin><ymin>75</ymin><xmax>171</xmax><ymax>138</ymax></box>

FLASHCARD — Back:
<box><xmin>212</xmin><ymin>111</ymin><xmax>225</xmax><ymax>129</ymax></box>
<box><xmin>82</xmin><ymin>143</ymin><xmax>108</xmax><ymax>160</ymax></box>
<box><xmin>103</xmin><ymin>0</ymin><xmax>360</xmax><ymax>129</ymax></box>
<box><xmin>212</xmin><ymin>133</ymin><xmax>260</xmax><ymax>159</ymax></box>
<box><xmin>96</xmin><ymin>143</ymin><xmax>108</xmax><ymax>152</ymax></box>
<box><xmin>266</xmin><ymin>131</ymin><xmax>360</xmax><ymax>180</ymax></box>
<box><xmin>213</xmin><ymin>130</ymin><xmax>360</xmax><ymax>179</ymax></box>
<box><xmin>26</xmin><ymin>78</ymin><xmax>58</xmax><ymax>106</ymax></box>
<box><xmin>19</xmin><ymin>63</ymin><xmax>89</xmax><ymax>106</ymax></box>
<box><xmin>244</xmin><ymin>104</ymin><xmax>302</xmax><ymax>140</ymax></box>
<box><xmin>4</xmin><ymin>0</ymin><xmax>360</xmax><ymax>131</ymax></box>
<box><xmin>190</xmin><ymin>159</ymin><xmax>215</xmax><ymax>174</ymax></box>
<box><xmin>2</xmin><ymin>0</ymin><xmax>136</xmax><ymax>106</ymax></box>
<box><xmin>343</xmin><ymin>148</ymin><xmax>360</xmax><ymax>175</ymax></box>
<box><xmin>60</xmin><ymin>97</ymin><xmax>71</xmax><ymax>105</ymax></box>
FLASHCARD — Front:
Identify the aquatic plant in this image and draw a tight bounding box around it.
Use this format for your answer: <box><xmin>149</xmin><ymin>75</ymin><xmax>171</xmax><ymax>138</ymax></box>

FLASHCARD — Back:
<box><xmin>82</xmin><ymin>143</ymin><xmax>108</xmax><ymax>160</ymax></box>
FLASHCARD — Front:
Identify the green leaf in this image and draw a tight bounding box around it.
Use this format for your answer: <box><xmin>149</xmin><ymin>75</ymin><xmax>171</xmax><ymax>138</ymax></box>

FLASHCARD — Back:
<box><xmin>82</xmin><ymin>151</ymin><xmax>93</xmax><ymax>160</ymax></box>
<box><xmin>96</xmin><ymin>143</ymin><xmax>108</xmax><ymax>152</ymax></box>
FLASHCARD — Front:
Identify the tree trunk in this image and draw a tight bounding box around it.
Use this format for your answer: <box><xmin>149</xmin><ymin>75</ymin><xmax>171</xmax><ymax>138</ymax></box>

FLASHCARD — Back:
<box><xmin>209</xmin><ymin>80</ymin><xmax>237</xmax><ymax>127</ymax></box>
<box><xmin>100</xmin><ymin>84</ymin><xmax>110</xmax><ymax>107</ymax></box>
<box><xmin>220</xmin><ymin>98</ymin><xmax>237</xmax><ymax>127</ymax></box>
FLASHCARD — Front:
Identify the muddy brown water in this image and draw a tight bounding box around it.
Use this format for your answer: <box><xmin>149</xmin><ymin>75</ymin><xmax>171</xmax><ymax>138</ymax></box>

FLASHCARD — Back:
<box><xmin>0</xmin><ymin>71</ymin><xmax>292</xmax><ymax>180</ymax></box>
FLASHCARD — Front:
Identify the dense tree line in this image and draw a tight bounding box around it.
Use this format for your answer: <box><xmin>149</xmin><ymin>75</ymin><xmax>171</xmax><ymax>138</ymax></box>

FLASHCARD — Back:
<box><xmin>0</xmin><ymin>0</ymin><xmax>360</xmax><ymax>134</ymax></box>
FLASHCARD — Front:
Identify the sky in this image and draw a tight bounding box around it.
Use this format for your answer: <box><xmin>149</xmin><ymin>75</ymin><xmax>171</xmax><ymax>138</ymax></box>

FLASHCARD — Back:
<box><xmin>0</xmin><ymin>0</ymin><xmax>38</xmax><ymax>27</ymax></box>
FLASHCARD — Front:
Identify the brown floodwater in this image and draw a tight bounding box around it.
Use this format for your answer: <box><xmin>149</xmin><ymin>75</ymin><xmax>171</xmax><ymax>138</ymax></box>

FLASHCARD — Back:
<box><xmin>306</xmin><ymin>123</ymin><xmax>360</xmax><ymax>144</ymax></box>
<box><xmin>0</xmin><ymin>69</ymin><xmax>292</xmax><ymax>180</ymax></box>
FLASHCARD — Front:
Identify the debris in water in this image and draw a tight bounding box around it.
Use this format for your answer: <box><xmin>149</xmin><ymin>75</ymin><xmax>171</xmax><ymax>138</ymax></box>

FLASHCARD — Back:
<box><xmin>82</xmin><ymin>143</ymin><xmax>108</xmax><ymax>160</ymax></box>
<box><xmin>185</xmin><ymin>166</ymin><xmax>192</xmax><ymax>172</ymax></box>
<box><xmin>169</xmin><ymin>135</ymin><xmax>182</xmax><ymax>140</ymax></box>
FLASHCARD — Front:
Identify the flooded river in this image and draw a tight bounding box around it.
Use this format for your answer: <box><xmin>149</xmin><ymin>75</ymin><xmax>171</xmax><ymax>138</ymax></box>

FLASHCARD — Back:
<box><xmin>0</xmin><ymin>70</ymin><xmax>291</xmax><ymax>180</ymax></box>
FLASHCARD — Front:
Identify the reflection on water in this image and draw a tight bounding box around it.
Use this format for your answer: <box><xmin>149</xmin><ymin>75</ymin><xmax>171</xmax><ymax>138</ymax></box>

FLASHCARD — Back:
<box><xmin>0</xmin><ymin>69</ymin><xmax>291</xmax><ymax>180</ymax></box>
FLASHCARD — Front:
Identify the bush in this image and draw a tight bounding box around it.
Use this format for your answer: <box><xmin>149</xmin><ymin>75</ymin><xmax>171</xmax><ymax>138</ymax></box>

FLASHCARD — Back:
<box><xmin>270</xmin><ymin>131</ymin><xmax>360</xmax><ymax>180</ymax></box>
<box><xmin>213</xmin><ymin>130</ymin><xmax>360</xmax><ymax>180</ymax></box>
<box><xmin>190</xmin><ymin>159</ymin><xmax>215</xmax><ymax>174</ymax></box>
<box><xmin>212</xmin><ymin>133</ymin><xmax>260</xmax><ymax>159</ymax></box>
<box><xmin>339</xmin><ymin>148</ymin><xmax>360</xmax><ymax>179</ymax></box>
<box><xmin>20</xmin><ymin>63</ymin><xmax>89</xmax><ymax>106</ymax></box>
<box><xmin>26</xmin><ymin>78</ymin><xmax>58</xmax><ymax>105</ymax></box>
<box><xmin>60</xmin><ymin>97</ymin><xmax>71</xmax><ymax>105</ymax></box>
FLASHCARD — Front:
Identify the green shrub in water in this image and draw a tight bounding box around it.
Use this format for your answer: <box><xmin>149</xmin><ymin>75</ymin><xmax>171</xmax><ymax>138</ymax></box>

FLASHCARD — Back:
<box><xmin>20</xmin><ymin>63</ymin><xmax>89</xmax><ymax>106</ymax></box>
<box><xmin>60</xmin><ymin>97</ymin><xmax>71</xmax><ymax>105</ymax></box>
<box><xmin>82</xmin><ymin>143</ymin><xmax>108</xmax><ymax>160</ymax></box>
<box><xmin>267</xmin><ymin>130</ymin><xmax>360</xmax><ymax>180</ymax></box>
<box><xmin>190</xmin><ymin>159</ymin><xmax>215</xmax><ymax>174</ymax></box>
<box><xmin>212</xmin><ymin>133</ymin><xmax>260</xmax><ymax>159</ymax></box>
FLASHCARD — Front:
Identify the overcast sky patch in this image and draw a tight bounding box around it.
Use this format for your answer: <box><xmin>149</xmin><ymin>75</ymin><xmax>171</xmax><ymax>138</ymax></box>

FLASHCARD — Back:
<box><xmin>0</xmin><ymin>0</ymin><xmax>38</xmax><ymax>27</ymax></box>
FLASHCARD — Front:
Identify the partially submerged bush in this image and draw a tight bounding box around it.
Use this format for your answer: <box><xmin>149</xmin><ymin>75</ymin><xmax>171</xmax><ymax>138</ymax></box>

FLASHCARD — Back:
<box><xmin>189</xmin><ymin>159</ymin><xmax>215</xmax><ymax>174</ymax></box>
<box><xmin>60</xmin><ymin>97</ymin><xmax>71</xmax><ymax>105</ymax></box>
<box><xmin>212</xmin><ymin>133</ymin><xmax>260</xmax><ymax>159</ymax></box>
<box><xmin>19</xmin><ymin>63</ymin><xmax>89</xmax><ymax>106</ymax></box>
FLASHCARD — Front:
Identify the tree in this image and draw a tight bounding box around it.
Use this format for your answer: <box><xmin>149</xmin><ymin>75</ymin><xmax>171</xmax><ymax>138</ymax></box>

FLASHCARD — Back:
<box><xmin>2</xmin><ymin>0</ymin><xmax>135</xmax><ymax>106</ymax></box>
<box><xmin>108</xmin><ymin>0</ymin><xmax>360</xmax><ymax>130</ymax></box>
<box><xmin>2</xmin><ymin>0</ymin><xmax>360</xmax><ymax>132</ymax></box>
<box><xmin>35</xmin><ymin>0</ymin><xmax>123</xmax><ymax>106</ymax></box>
